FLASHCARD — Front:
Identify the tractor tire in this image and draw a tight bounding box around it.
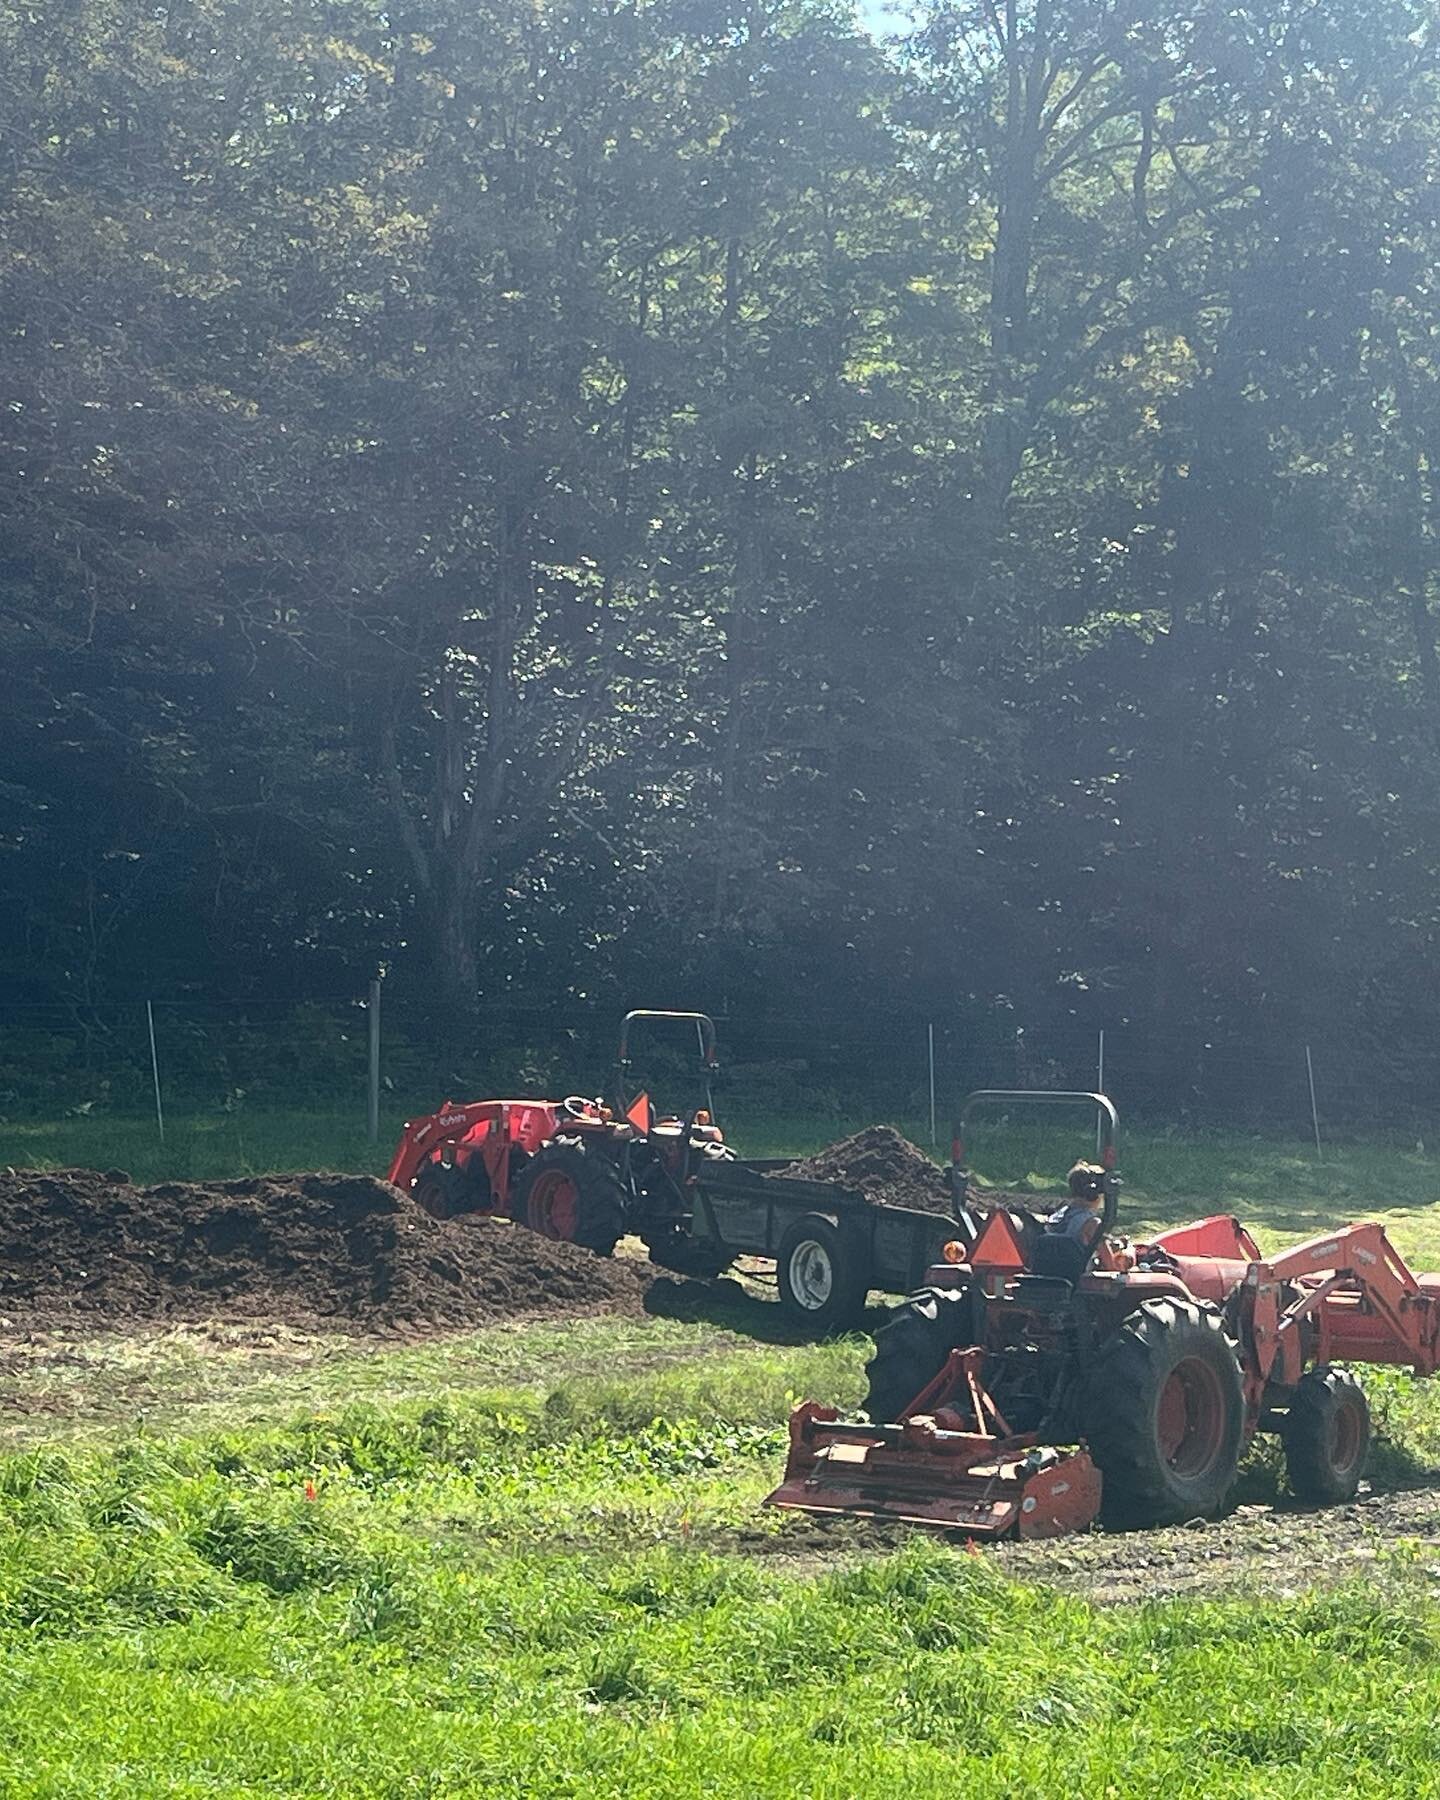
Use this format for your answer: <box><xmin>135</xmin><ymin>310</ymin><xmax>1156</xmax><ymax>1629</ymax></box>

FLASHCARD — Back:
<box><xmin>413</xmin><ymin>1160</ymin><xmax>489</xmax><ymax>1221</ymax></box>
<box><xmin>511</xmin><ymin>1142</ymin><xmax>626</xmax><ymax>1257</ymax></box>
<box><xmin>861</xmin><ymin>1287</ymin><xmax>968</xmax><ymax>1423</ymax></box>
<box><xmin>1284</xmin><ymin>1367</ymin><xmax>1370</xmax><ymax>1505</ymax></box>
<box><xmin>642</xmin><ymin>1229</ymin><xmax>734</xmax><ymax>1281</ymax></box>
<box><xmin>1083</xmin><ymin>1298</ymin><xmax>1244</xmax><ymax>1529</ymax></box>
<box><xmin>775</xmin><ymin>1213</ymin><xmax>869</xmax><ymax>1334</ymax></box>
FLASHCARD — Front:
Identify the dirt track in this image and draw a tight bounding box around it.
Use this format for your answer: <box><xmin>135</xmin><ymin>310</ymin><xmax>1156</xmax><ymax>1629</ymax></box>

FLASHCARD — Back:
<box><xmin>742</xmin><ymin>1479</ymin><xmax>1440</xmax><ymax>1602</ymax></box>
<box><xmin>992</xmin><ymin>1483</ymin><xmax>1440</xmax><ymax>1602</ymax></box>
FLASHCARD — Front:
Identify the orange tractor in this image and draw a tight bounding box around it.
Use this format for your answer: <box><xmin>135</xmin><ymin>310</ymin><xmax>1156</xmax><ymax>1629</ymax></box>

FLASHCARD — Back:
<box><xmin>386</xmin><ymin>1010</ymin><xmax>734</xmax><ymax>1270</ymax></box>
<box><xmin>769</xmin><ymin>1091</ymin><xmax>1440</xmax><ymax>1539</ymax></box>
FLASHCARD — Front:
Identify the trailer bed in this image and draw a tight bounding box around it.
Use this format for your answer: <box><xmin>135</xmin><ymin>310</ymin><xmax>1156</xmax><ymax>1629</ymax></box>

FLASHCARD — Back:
<box><xmin>687</xmin><ymin>1159</ymin><xmax>957</xmax><ymax>1322</ymax></box>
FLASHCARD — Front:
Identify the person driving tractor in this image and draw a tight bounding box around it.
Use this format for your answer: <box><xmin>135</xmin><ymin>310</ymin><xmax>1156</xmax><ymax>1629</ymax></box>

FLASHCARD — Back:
<box><xmin>1046</xmin><ymin>1159</ymin><xmax>1108</xmax><ymax>1247</ymax></box>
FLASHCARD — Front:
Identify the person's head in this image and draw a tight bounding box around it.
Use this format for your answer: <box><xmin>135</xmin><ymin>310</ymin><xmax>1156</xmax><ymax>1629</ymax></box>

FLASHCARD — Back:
<box><xmin>1067</xmin><ymin>1160</ymin><xmax>1107</xmax><ymax>1208</ymax></box>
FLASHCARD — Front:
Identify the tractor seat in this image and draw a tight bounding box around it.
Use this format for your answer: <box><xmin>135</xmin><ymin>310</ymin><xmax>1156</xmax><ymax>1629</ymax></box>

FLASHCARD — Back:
<box><xmin>1028</xmin><ymin>1233</ymin><xmax>1094</xmax><ymax>1284</ymax></box>
<box><xmin>1007</xmin><ymin>1274</ymin><xmax>1076</xmax><ymax>1310</ymax></box>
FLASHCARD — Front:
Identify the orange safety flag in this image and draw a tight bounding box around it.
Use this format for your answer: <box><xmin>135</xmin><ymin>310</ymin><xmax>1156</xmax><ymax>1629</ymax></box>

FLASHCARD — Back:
<box><xmin>969</xmin><ymin>1210</ymin><xmax>1028</xmax><ymax>1272</ymax></box>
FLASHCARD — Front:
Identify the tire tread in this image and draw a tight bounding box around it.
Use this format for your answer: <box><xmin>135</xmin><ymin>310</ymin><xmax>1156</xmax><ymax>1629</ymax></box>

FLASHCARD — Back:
<box><xmin>1083</xmin><ymin>1298</ymin><xmax>1244</xmax><ymax>1528</ymax></box>
<box><xmin>1284</xmin><ymin>1366</ymin><xmax>1370</xmax><ymax>1505</ymax></box>
<box><xmin>862</xmin><ymin>1288</ymin><xmax>967</xmax><ymax>1422</ymax></box>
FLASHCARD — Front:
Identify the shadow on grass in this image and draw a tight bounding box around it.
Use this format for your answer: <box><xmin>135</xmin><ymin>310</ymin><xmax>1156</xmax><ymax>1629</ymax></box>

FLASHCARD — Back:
<box><xmin>1364</xmin><ymin>1433</ymin><xmax>1436</xmax><ymax>1491</ymax></box>
<box><xmin>643</xmin><ymin>1275</ymin><xmax>887</xmax><ymax>1347</ymax></box>
<box><xmin>1224</xmin><ymin>1425</ymin><xmax>1434</xmax><ymax>1514</ymax></box>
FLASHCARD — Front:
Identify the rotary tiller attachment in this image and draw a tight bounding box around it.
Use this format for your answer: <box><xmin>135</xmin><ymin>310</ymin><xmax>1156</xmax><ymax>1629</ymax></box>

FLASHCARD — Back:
<box><xmin>765</xmin><ymin>1350</ymin><xmax>1102</xmax><ymax>1540</ymax></box>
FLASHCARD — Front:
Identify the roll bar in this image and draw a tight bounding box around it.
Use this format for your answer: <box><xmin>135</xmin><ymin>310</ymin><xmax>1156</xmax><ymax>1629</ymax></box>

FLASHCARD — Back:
<box><xmin>614</xmin><ymin>1010</ymin><xmax>719</xmax><ymax>1124</ymax></box>
<box><xmin>616</xmin><ymin>1010</ymin><xmax>719</xmax><ymax>1070</ymax></box>
<box><xmin>951</xmin><ymin>1090</ymin><xmax>1121</xmax><ymax>1233</ymax></box>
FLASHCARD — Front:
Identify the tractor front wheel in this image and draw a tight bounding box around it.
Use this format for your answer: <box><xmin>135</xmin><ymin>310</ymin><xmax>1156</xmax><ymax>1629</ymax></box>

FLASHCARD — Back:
<box><xmin>511</xmin><ymin>1143</ymin><xmax>626</xmax><ymax>1257</ymax></box>
<box><xmin>1284</xmin><ymin>1367</ymin><xmax>1370</xmax><ymax>1505</ymax></box>
<box><xmin>413</xmin><ymin>1159</ymin><xmax>490</xmax><ymax>1221</ymax></box>
<box><xmin>1084</xmin><ymin>1298</ymin><xmax>1244</xmax><ymax>1529</ymax></box>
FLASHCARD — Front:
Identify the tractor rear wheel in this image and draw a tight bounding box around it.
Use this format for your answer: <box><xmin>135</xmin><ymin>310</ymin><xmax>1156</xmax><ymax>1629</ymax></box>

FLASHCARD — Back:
<box><xmin>861</xmin><ymin>1287</ymin><xmax>968</xmax><ymax>1423</ymax></box>
<box><xmin>511</xmin><ymin>1143</ymin><xmax>626</xmax><ymax>1257</ymax></box>
<box><xmin>1284</xmin><ymin>1367</ymin><xmax>1370</xmax><ymax>1505</ymax></box>
<box><xmin>1084</xmin><ymin>1298</ymin><xmax>1244</xmax><ymax>1529</ymax></box>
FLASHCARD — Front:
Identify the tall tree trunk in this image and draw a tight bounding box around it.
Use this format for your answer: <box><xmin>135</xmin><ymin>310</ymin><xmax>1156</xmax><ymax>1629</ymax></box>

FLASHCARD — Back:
<box><xmin>432</xmin><ymin>868</ymin><xmax>481</xmax><ymax>1016</ymax></box>
<box><xmin>978</xmin><ymin>0</ymin><xmax>1045</xmax><ymax>521</ymax></box>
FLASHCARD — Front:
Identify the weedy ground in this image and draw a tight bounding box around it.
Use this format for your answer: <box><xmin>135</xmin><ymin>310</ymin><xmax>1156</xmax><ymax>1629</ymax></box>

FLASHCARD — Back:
<box><xmin>3</xmin><ymin>1112</ymin><xmax>1440</xmax><ymax>1793</ymax></box>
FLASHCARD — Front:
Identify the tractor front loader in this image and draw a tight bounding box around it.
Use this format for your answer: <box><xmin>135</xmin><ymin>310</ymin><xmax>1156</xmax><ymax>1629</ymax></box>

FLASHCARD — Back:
<box><xmin>768</xmin><ymin>1090</ymin><xmax>1440</xmax><ymax>1540</ymax></box>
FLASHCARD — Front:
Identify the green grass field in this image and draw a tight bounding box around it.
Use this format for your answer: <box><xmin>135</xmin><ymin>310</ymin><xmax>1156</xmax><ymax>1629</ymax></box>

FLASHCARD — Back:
<box><xmin>2</xmin><ymin>1320</ymin><xmax>1440</xmax><ymax>1797</ymax></box>
<box><xmin>4</xmin><ymin>1110</ymin><xmax>1440</xmax><ymax>1793</ymax></box>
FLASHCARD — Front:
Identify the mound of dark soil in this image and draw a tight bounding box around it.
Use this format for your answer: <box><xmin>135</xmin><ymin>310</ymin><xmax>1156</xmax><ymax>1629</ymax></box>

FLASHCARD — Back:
<box><xmin>779</xmin><ymin>1126</ymin><xmax>952</xmax><ymax>1215</ymax></box>
<box><xmin>0</xmin><ymin>1169</ymin><xmax>651</xmax><ymax>1332</ymax></box>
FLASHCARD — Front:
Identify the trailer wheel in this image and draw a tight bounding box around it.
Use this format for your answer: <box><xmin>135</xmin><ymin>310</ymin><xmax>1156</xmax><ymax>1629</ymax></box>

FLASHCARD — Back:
<box><xmin>775</xmin><ymin>1214</ymin><xmax>868</xmax><ymax>1333</ymax></box>
<box><xmin>1084</xmin><ymin>1298</ymin><xmax>1244</xmax><ymax>1529</ymax></box>
<box><xmin>1284</xmin><ymin>1367</ymin><xmax>1370</xmax><ymax>1505</ymax></box>
<box><xmin>512</xmin><ymin>1143</ymin><xmax>626</xmax><ymax>1257</ymax></box>
<box><xmin>861</xmin><ymin>1287</ymin><xmax>968</xmax><ymax>1423</ymax></box>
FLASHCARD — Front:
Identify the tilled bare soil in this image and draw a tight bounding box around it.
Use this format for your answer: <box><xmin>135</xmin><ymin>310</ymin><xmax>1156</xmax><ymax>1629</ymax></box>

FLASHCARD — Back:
<box><xmin>992</xmin><ymin>1483</ymin><xmax>1440</xmax><ymax>1602</ymax></box>
<box><xmin>779</xmin><ymin>1126</ymin><xmax>953</xmax><ymax>1214</ymax></box>
<box><xmin>747</xmin><ymin>1482</ymin><xmax>1440</xmax><ymax>1603</ymax></box>
<box><xmin>0</xmin><ymin>1168</ymin><xmax>651</xmax><ymax>1332</ymax></box>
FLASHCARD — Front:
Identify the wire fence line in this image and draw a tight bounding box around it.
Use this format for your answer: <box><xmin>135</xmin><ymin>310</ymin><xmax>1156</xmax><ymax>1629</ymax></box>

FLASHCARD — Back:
<box><xmin>0</xmin><ymin>992</ymin><xmax>1431</xmax><ymax>1149</ymax></box>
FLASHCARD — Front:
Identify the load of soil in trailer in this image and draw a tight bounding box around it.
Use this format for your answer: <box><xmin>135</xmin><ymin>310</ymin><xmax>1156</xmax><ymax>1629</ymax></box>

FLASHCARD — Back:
<box><xmin>0</xmin><ymin>1168</ymin><xmax>651</xmax><ymax>1332</ymax></box>
<box><xmin>779</xmin><ymin>1126</ymin><xmax>952</xmax><ymax>1215</ymax></box>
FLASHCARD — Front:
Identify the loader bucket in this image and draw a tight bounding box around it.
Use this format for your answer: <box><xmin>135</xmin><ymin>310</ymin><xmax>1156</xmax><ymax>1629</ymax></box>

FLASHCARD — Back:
<box><xmin>765</xmin><ymin>1402</ymin><xmax>1102</xmax><ymax>1540</ymax></box>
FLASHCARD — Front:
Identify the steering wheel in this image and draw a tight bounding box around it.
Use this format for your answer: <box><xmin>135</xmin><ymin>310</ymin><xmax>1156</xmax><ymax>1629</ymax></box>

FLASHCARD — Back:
<box><xmin>561</xmin><ymin>1094</ymin><xmax>600</xmax><ymax>1120</ymax></box>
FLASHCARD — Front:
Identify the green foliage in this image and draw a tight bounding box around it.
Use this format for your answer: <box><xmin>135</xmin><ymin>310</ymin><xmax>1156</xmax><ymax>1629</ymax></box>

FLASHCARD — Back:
<box><xmin>4</xmin><ymin>0</ymin><xmax>1440</xmax><ymax>1128</ymax></box>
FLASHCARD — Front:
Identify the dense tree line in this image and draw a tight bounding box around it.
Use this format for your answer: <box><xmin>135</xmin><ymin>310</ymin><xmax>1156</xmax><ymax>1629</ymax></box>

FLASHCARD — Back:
<box><xmin>3</xmin><ymin>0</ymin><xmax>1439</xmax><ymax>1112</ymax></box>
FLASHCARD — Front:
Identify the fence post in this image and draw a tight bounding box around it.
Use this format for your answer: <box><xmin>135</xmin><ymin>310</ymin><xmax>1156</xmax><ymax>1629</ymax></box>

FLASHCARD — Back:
<box><xmin>146</xmin><ymin>1000</ymin><xmax>166</xmax><ymax>1144</ymax></box>
<box><xmin>1095</xmin><ymin>1028</ymin><xmax>1105</xmax><ymax>1153</ymax></box>
<box><xmin>1305</xmin><ymin>1044</ymin><xmax>1323</xmax><ymax>1161</ymax></box>
<box><xmin>927</xmin><ymin>1022</ymin><xmax>936</xmax><ymax>1146</ymax></box>
<box><xmin>368</xmin><ymin>979</ymin><xmax>382</xmax><ymax>1146</ymax></box>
